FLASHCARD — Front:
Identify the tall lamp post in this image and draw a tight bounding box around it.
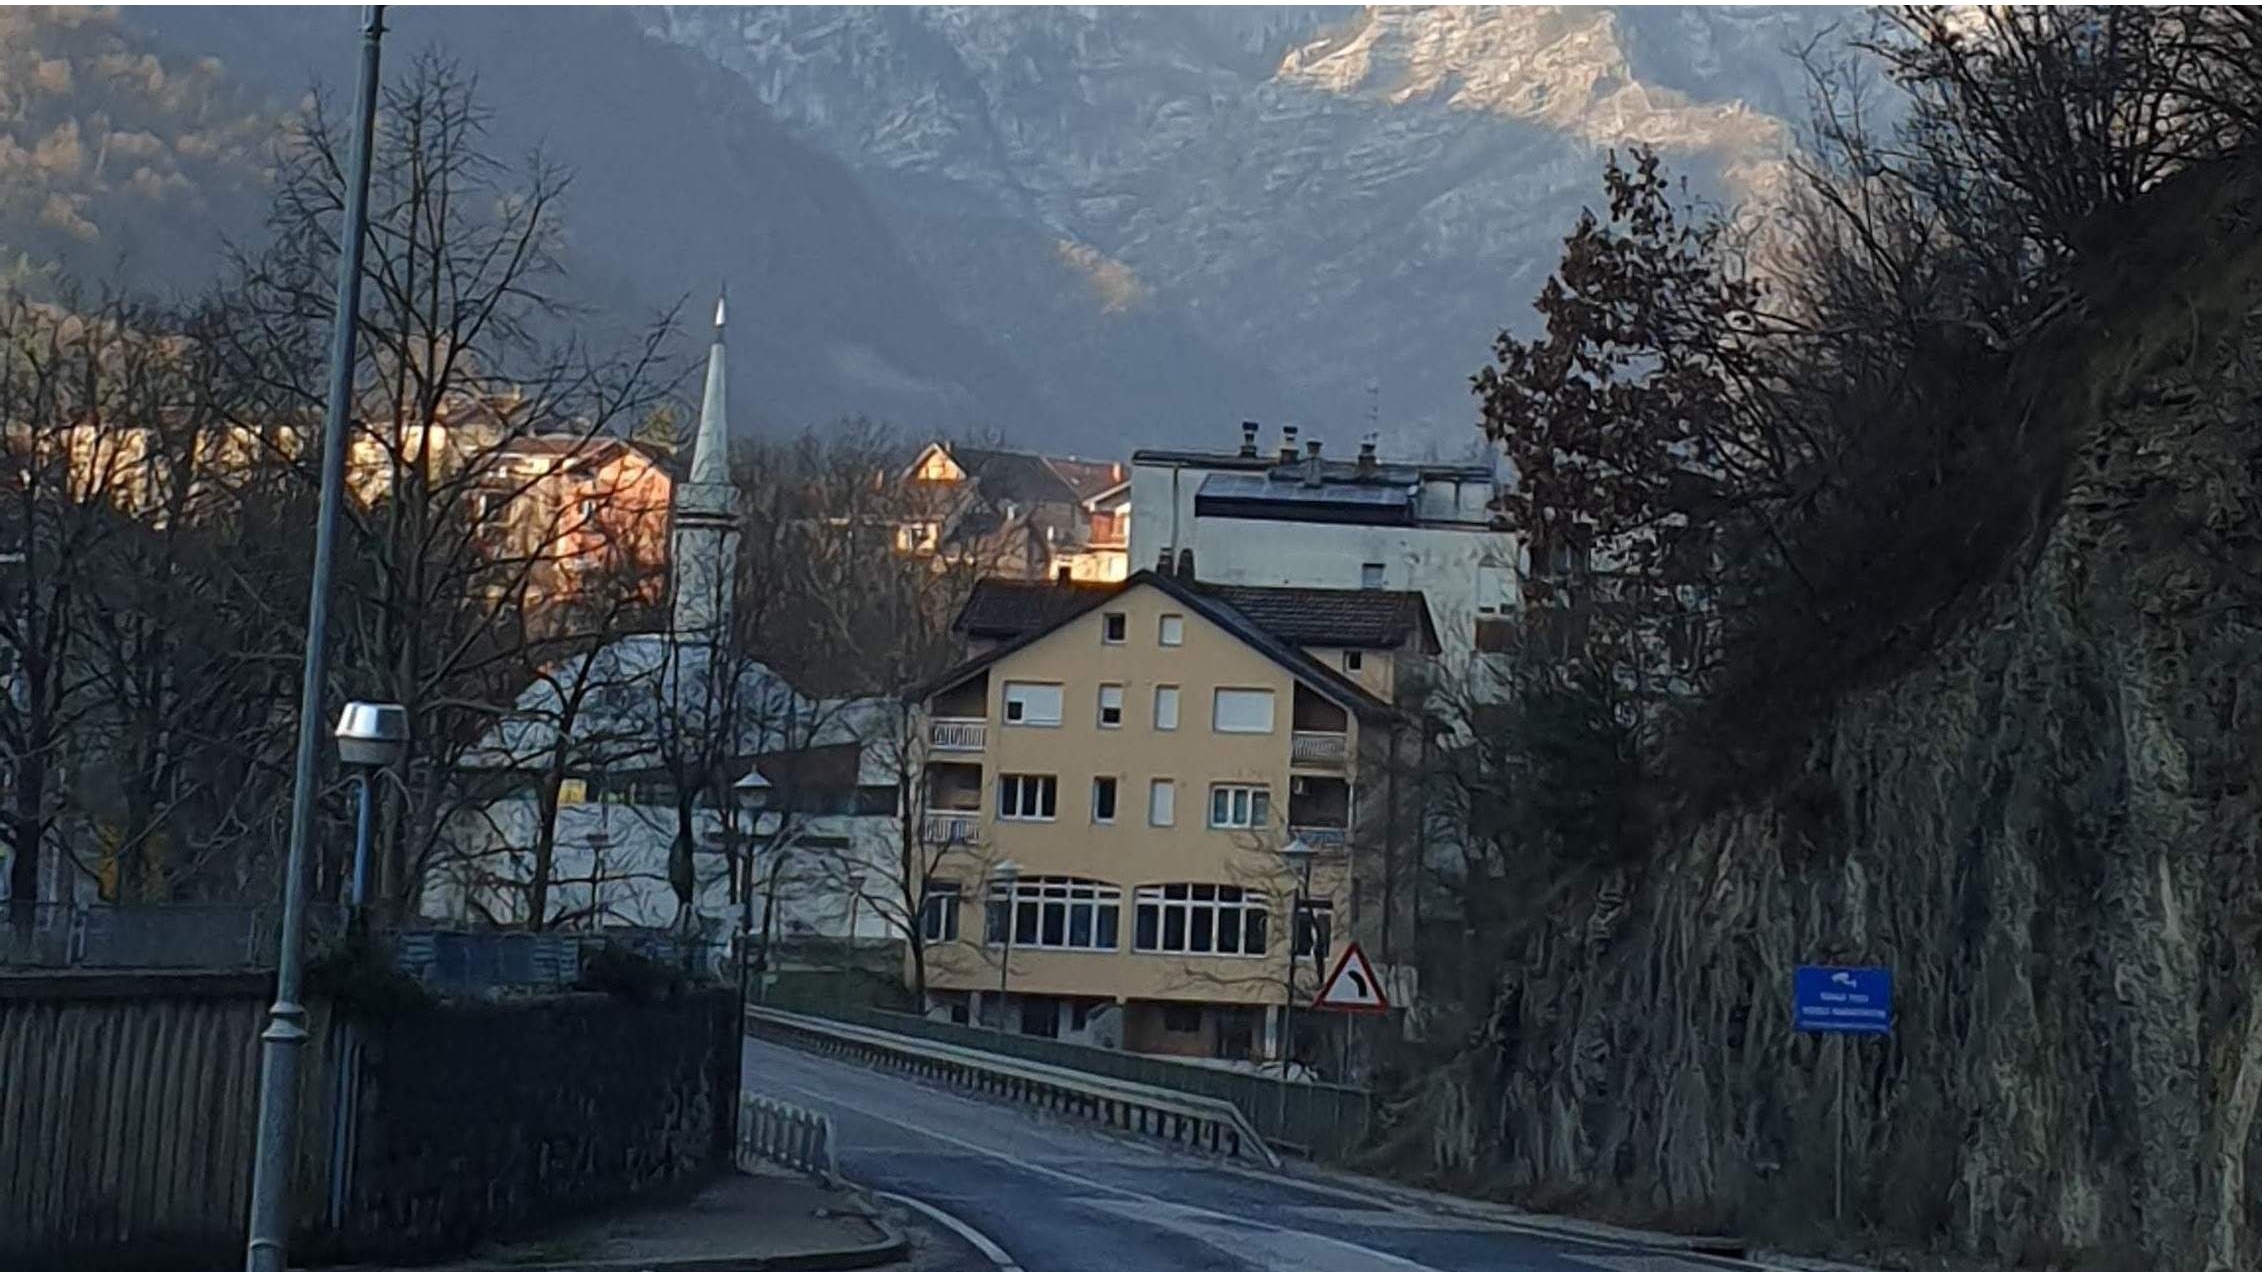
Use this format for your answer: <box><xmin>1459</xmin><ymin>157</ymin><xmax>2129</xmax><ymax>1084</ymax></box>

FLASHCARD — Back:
<box><xmin>324</xmin><ymin>702</ymin><xmax>404</xmax><ymax>1231</ymax></box>
<box><xmin>1276</xmin><ymin>836</ymin><xmax>1317</xmax><ymax>1125</ymax></box>
<box><xmin>245</xmin><ymin>9</ymin><xmax>385</xmax><ymax>1272</ymax></box>
<box><xmin>991</xmin><ymin>858</ymin><xmax>1020</xmax><ymax>1033</ymax></box>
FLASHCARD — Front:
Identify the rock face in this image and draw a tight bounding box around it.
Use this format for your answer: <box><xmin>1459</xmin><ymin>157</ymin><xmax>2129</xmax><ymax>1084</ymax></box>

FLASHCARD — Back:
<box><xmin>1462</xmin><ymin>171</ymin><xmax>2262</xmax><ymax>1270</ymax></box>
<box><xmin>647</xmin><ymin>5</ymin><xmax>1837</xmax><ymax>449</ymax></box>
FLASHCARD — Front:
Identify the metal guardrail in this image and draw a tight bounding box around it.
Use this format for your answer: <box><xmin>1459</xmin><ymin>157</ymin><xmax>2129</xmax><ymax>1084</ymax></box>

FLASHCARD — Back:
<box><xmin>746</xmin><ymin>1004</ymin><xmax>1283</xmax><ymax>1169</ymax></box>
<box><xmin>737</xmin><ymin>1092</ymin><xmax>840</xmax><ymax>1185</ymax></box>
<box><xmin>778</xmin><ymin>1001</ymin><xmax>1369</xmax><ymax>1158</ymax></box>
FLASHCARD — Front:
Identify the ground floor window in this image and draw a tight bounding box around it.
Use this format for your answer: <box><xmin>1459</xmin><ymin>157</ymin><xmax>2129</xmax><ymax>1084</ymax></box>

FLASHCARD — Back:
<box><xmin>1132</xmin><ymin>883</ymin><xmax>1268</xmax><ymax>955</ymax></box>
<box><xmin>984</xmin><ymin>876</ymin><xmax>1122</xmax><ymax>950</ymax></box>
<box><xmin>919</xmin><ymin>883</ymin><xmax>961</xmax><ymax>944</ymax></box>
<box><xmin>1161</xmin><ymin>1003</ymin><xmax>1203</xmax><ymax>1033</ymax></box>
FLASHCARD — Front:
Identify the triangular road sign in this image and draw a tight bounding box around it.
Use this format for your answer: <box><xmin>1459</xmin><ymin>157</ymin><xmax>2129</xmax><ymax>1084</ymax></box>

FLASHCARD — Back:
<box><xmin>1313</xmin><ymin>941</ymin><xmax>1390</xmax><ymax>1014</ymax></box>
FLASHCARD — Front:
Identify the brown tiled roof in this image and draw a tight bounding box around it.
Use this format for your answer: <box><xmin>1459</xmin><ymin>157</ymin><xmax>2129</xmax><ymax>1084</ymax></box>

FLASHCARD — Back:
<box><xmin>954</xmin><ymin>577</ymin><xmax>1436</xmax><ymax>653</ymax></box>
<box><xmin>1199</xmin><ymin>585</ymin><xmax>1438</xmax><ymax>653</ymax></box>
<box><xmin>955</xmin><ymin>577</ymin><xmax>1117</xmax><ymax>640</ymax></box>
<box><xmin>926</xmin><ymin>570</ymin><xmax>1398</xmax><ymax>722</ymax></box>
<box><xmin>1044</xmin><ymin>456</ymin><xmax>1129</xmax><ymax>503</ymax></box>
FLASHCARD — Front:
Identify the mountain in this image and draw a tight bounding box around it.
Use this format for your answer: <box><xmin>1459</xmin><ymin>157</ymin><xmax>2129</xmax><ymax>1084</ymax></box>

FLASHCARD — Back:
<box><xmin>2</xmin><ymin>7</ymin><xmax>1854</xmax><ymax>452</ymax></box>
<box><xmin>52</xmin><ymin>5</ymin><xmax>1049</xmax><ymax>435</ymax></box>
<box><xmin>644</xmin><ymin>6</ymin><xmax>1848</xmax><ymax>450</ymax></box>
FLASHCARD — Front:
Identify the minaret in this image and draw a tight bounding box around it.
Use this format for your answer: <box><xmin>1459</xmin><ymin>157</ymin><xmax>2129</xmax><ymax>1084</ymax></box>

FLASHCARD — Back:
<box><xmin>670</xmin><ymin>294</ymin><xmax>738</xmax><ymax>646</ymax></box>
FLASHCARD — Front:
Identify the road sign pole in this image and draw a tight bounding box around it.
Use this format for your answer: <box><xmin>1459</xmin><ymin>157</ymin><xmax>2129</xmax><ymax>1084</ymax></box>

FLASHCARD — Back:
<box><xmin>1834</xmin><ymin>1033</ymin><xmax>1846</xmax><ymax>1225</ymax></box>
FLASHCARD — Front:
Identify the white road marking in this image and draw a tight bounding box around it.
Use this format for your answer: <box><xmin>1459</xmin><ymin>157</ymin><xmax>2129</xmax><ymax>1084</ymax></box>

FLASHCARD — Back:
<box><xmin>881</xmin><ymin>1189</ymin><xmax>1025</xmax><ymax>1271</ymax></box>
<box><xmin>1566</xmin><ymin>1255</ymin><xmax>1728</xmax><ymax>1272</ymax></box>
<box><xmin>762</xmin><ymin>1070</ymin><xmax>1444</xmax><ymax>1272</ymax></box>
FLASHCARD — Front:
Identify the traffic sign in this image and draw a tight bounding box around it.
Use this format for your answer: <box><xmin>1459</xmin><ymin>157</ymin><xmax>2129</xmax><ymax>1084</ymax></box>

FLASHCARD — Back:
<box><xmin>1794</xmin><ymin>965</ymin><xmax>1892</xmax><ymax>1035</ymax></box>
<box><xmin>1314</xmin><ymin>942</ymin><xmax>1390</xmax><ymax>1014</ymax></box>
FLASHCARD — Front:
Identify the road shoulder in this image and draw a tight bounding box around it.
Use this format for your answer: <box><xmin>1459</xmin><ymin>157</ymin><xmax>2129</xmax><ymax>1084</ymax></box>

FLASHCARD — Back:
<box><xmin>324</xmin><ymin>1161</ymin><xmax>907</xmax><ymax>1272</ymax></box>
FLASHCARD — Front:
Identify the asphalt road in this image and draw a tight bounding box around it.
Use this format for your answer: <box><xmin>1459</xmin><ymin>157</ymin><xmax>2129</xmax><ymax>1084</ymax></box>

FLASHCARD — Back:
<box><xmin>741</xmin><ymin>1035</ymin><xmax>1725</xmax><ymax>1272</ymax></box>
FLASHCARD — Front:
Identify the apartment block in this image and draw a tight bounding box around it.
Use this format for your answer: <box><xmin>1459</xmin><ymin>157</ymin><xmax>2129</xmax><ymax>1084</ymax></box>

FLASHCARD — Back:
<box><xmin>1129</xmin><ymin>422</ymin><xmax>1517</xmax><ymax>667</ymax></box>
<box><xmin>910</xmin><ymin>568</ymin><xmax>1433</xmax><ymax>1067</ymax></box>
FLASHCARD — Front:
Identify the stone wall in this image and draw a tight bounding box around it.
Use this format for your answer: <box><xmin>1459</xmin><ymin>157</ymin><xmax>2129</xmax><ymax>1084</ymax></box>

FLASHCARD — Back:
<box><xmin>332</xmin><ymin>989</ymin><xmax>739</xmax><ymax>1263</ymax></box>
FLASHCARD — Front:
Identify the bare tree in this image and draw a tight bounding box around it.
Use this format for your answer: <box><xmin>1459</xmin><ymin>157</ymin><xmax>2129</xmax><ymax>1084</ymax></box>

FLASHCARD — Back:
<box><xmin>223</xmin><ymin>55</ymin><xmax>673</xmax><ymax>921</ymax></box>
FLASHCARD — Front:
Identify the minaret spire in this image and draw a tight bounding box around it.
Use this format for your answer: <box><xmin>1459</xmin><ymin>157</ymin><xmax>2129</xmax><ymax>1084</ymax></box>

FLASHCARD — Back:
<box><xmin>670</xmin><ymin>287</ymin><xmax>738</xmax><ymax>645</ymax></box>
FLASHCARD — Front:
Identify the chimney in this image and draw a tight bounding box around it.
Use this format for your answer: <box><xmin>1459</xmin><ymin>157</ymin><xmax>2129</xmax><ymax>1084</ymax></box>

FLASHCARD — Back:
<box><xmin>1357</xmin><ymin>432</ymin><xmax>1378</xmax><ymax>475</ymax></box>
<box><xmin>1176</xmin><ymin>548</ymin><xmax>1194</xmax><ymax>580</ymax></box>
<box><xmin>1303</xmin><ymin>438</ymin><xmax>1324</xmax><ymax>488</ymax></box>
<box><xmin>1156</xmin><ymin>546</ymin><xmax>1174</xmax><ymax>577</ymax></box>
<box><xmin>1278</xmin><ymin>424</ymin><xmax>1299</xmax><ymax>465</ymax></box>
<box><xmin>1238</xmin><ymin>421</ymin><xmax>1260</xmax><ymax>458</ymax></box>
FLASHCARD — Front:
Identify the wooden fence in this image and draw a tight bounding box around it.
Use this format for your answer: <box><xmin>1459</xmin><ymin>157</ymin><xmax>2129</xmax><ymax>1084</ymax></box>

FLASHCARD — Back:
<box><xmin>0</xmin><ymin>973</ymin><xmax>337</xmax><ymax>1272</ymax></box>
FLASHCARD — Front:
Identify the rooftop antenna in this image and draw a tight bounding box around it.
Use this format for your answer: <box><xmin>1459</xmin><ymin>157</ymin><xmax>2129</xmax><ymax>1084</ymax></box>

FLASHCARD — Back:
<box><xmin>1366</xmin><ymin>378</ymin><xmax>1379</xmax><ymax>437</ymax></box>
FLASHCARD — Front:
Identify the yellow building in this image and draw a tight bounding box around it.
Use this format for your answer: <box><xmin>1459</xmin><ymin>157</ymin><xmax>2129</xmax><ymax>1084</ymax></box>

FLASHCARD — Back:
<box><xmin>911</xmin><ymin>567</ymin><xmax>1434</xmax><ymax>1066</ymax></box>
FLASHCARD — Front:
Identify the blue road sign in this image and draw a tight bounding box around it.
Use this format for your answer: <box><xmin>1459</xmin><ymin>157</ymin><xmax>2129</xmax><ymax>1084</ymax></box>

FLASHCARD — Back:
<box><xmin>1794</xmin><ymin>965</ymin><xmax>1893</xmax><ymax>1035</ymax></box>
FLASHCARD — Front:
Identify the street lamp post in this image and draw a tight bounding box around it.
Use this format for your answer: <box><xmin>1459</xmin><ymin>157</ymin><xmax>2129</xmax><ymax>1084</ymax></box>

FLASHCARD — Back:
<box><xmin>842</xmin><ymin>869</ymin><xmax>866</xmax><ymax>996</ymax></box>
<box><xmin>245</xmin><ymin>10</ymin><xmax>385</xmax><ymax>1272</ymax></box>
<box><xmin>324</xmin><ymin>702</ymin><xmax>404</xmax><ymax>1231</ymax></box>
<box><xmin>335</xmin><ymin>702</ymin><xmax>408</xmax><ymax>919</ymax></box>
<box><xmin>1276</xmin><ymin>836</ymin><xmax>1317</xmax><ymax>1129</ymax></box>
<box><xmin>991</xmin><ymin>858</ymin><xmax>1020</xmax><ymax>1034</ymax></box>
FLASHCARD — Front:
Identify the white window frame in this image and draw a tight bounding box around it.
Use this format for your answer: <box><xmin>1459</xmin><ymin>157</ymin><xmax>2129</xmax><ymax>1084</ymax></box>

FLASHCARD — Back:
<box><xmin>1207</xmin><ymin>783</ymin><xmax>1271</xmax><ymax>830</ymax></box>
<box><xmin>1154</xmin><ymin>685</ymin><xmax>1180</xmax><ymax>731</ymax></box>
<box><xmin>998</xmin><ymin>773</ymin><xmax>1058</xmax><ymax>821</ymax></box>
<box><xmin>1211</xmin><ymin>687</ymin><xmax>1277</xmax><ymax>735</ymax></box>
<box><xmin>1092</xmin><ymin>775</ymin><xmax>1118</xmax><ymax>824</ymax></box>
<box><xmin>1102</xmin><ymin>612</ymin><xmax>1127</xmax><ymax>644</ymax></box>
<box><xmin>920</xmin><ymin>883</ymin><xmax>962</xmax><ymax>944</ymax></box>
<box><xmin>1132</xmin><ymin>883</ymin><xmax>1269</xmax><ymax>957</ymax></box>
<box><xmin>1097</xmin><ymin>683</ymin><xmax>1124</xmax><ymax>728</ymax></box>
<box><xmin>1344</xmin><ymin>650</ymin><xmax>1364</xmax><ymax>672</ymax></box>
<box><xmin>984</xmin><ymin>876</ymin><xmax>1122</xmax><ymax>951</ymax></box>
<box><xmin>1002</xmin><ymin>681</ymin><xmax>1063</xmax><ymax>727</ymax></box>
<box><xmin>1158</xmin><ymin>614</ymin><xmax>1184</xmax><ymax>646</ymax></box>
<box><xmin>1148</xmin><ymin>778</ymin><xmax>1175</xmax><ymax>827</ymax></box>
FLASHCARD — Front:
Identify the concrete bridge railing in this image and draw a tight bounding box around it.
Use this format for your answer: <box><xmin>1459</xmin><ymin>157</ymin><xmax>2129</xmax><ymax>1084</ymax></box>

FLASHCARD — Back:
<box><xmin>744</xmin><ymin>1004</ymin><xmax>1283</xmax><ymax>1169</ymax></box>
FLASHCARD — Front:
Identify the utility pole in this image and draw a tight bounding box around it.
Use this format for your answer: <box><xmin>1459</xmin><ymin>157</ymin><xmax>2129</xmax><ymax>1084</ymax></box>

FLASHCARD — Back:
<box><xmin>244</xmin><ymin>9</ymin><xmax>385</xmax><ymax>1271</ymax></box>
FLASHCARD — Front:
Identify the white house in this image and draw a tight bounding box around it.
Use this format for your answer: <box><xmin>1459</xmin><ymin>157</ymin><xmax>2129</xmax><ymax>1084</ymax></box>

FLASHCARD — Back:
<box><xmin>1129</xmin><ymin>422</ymin><xmax>1518</xmax><ymax>677</ymax></box>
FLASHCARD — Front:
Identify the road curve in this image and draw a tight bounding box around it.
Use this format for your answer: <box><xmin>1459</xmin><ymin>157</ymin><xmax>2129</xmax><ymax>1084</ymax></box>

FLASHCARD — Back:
<box><xmin>741</xmin><ymin>1034</ymin><xmax>1721</xmax><ymax>1272</ymax></box>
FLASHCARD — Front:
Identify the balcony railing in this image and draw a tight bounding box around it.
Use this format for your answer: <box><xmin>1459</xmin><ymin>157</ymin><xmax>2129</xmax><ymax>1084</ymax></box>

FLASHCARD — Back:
<box><xmin>929</xmin><ymin>718</ymin><xmax>988</xmax><ymax>751</ymax></box>
<box><xmin>922</xmin><ymin>811</ymin><xmax>983</xmax><ymax>848</ymax></box>
<box><xmin>1290</xmin><ymin>730</ymin><xmax>1348</xmax><ymax>767</ymax></box>
<box><xmin>1287</xmin><ymin>824</ymin><xmax>1348</xmax><ymax>850</ymax></box>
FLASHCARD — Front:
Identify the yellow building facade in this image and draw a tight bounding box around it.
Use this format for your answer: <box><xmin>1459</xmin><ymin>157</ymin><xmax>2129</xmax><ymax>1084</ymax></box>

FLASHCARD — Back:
<box><xmin>912</xmin><ymin>570</ymin><xmax>1429</xmax><ymax>1064</ymax></box>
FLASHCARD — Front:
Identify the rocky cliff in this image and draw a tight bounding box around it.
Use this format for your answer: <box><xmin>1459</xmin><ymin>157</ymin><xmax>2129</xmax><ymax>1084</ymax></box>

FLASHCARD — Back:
<box><xmin>1426</xmin><ymin>167</ymin><xmax>2262</xmax><ymax>1270</ymax></box>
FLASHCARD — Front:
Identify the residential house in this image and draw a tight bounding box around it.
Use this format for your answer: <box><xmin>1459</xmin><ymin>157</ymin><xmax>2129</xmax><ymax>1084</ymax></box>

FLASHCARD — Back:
<box><xmin>909</xmin><ymin>566</ymin><xmax>1434</xmax><ymax>1067</ymax></box>
<box><xmin>900</xmin><ymin>442</ymin><xmax>1130</xmax><ymax>582</ymax></box>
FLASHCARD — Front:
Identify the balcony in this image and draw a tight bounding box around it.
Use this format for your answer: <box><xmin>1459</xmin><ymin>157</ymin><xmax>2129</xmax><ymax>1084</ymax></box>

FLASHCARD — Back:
<box><xmin>930</xmin><ymin>717</ymin><xmax>988</xmax><ymax>752</ymax></box>
<box><xmin>1290</xmin><ymin>730</ymin><xmax>1348</xmax><ymax>768</ymax></box>
<box><xmin>1287</xmin><ymin>824</ymin><xmax>1348</xmax><ymax>850</ymax></box>
<box><xmin>922</xmin><ymin>811</ymin><xmax>983</xmax><ymax>848</ymax></box>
